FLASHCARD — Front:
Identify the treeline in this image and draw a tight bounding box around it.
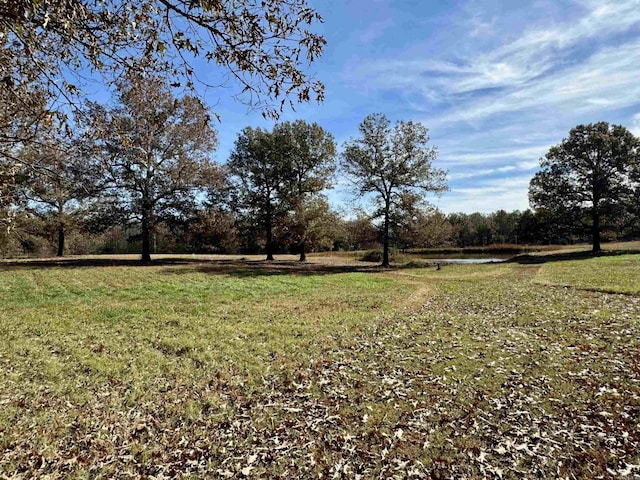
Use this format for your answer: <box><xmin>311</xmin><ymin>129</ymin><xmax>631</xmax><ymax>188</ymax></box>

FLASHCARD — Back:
<box><xmin>1</xmin><ymin>76</ymin><xmax>449</xmax><ymax>263</ymax></box>
<box><xmin>4</xmin><ymin>0</ymin><xmax>640</xmax><ymax>262</ymax></box>
<box><xmin>5</xmin><ymin>204</ymin><xmax>630</xmax><ymax>259</ymax></box>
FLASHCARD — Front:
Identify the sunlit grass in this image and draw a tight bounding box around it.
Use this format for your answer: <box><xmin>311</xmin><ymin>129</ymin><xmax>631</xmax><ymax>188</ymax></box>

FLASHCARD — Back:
<box><xmin>535</xmin><ymin>253</ymin><xmax>640</xmax><ymax>293</ymax></box>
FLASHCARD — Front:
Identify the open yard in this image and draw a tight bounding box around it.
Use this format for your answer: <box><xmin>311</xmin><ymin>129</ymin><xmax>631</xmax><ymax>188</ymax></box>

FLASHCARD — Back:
<box><xmin>1</xmin><ymin>251</ymin><xmax>639</xmax><ymax>478</ymax></box>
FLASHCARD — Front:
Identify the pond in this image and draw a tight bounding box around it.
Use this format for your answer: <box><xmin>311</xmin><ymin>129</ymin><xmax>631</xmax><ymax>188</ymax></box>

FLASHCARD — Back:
<box><xmin>431</xmin><ymin>257</ymin><xmax>508</xmax><ymax>264</ymax></box>
<box><xmin>414</xmin><ymin>253</ymin><xmax>513</xmax><ymax>264</ymax></box>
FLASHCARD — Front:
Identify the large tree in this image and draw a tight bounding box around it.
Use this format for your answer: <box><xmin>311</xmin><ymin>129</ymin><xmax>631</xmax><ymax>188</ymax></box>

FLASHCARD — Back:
<box><xmin>87</xmin><ymin>73</ymin><xmax>218</xmax><ymax>262</ymax></box>
<box><xmin>228</xmin><ymin>126</ymin><xmax>289</xmax><ymax>260</ymax></box>
<box><xmin>341</xmin><ymin>113</ymin><xmax>448</xmax><ymax>267</ymax></box>
<box><xmin>529</xmin><ymin>122</ymin><xmax>638</xmax><ymax>252</ymax></box>
<box><xmin>18</xmin><ymin>133</ymin><xmax>96</xmax><ymax>256</ymax></box>
<box><xmin>228</xmin><ymin>121</ymin><xmax>335</xmax><ymax>261</ymax></box>
<box><xmin>275</xmin><ymin>120</ymin><xmax>336</xmax><ymax>261</ymax></box>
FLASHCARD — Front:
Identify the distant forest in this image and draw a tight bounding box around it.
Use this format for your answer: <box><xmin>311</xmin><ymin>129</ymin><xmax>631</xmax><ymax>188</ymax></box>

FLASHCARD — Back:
<box><xmin>3</xmin><ymin>206</ymin><xmax>636</xmax><ymax>259</ymax></box>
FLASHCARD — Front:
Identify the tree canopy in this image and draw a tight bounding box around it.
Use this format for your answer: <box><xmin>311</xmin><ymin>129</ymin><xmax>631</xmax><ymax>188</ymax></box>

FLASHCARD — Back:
<box><xmin>274</xmin><ymin>120</ymin><xmax>336</xmax><ymax>260</ymax></box>
<box><xmin>529</xmin><ymin>122</ymin><xmax>639</xmax><ymax>252</ymax></box>
<box><xmin>1</xmin><ymin>0</ymin><xmax>325</xmax><ymax>229</ymax></box>
<box><xmin>86</xmin><ymin>72</ymin><xmax>218</xmax><ymax>262</ymax></box>
<box><xmin>1</xmin><ymin>0</ymin><xmax>325</xmax><ymax>117</ymax></box>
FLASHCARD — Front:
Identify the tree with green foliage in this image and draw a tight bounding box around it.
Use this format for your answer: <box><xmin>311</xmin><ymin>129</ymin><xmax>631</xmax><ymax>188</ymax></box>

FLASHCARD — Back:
<box><xmin>529</xmin><ymin>122</ymin><xmax>638</xmax><ymax>252</ymax></box>
<box><xmin>398</xmin><ymin>205</ymin><xmax>453</xmax><ymax>249</ymax></box>
<box><xmin>516</xmin><ymin>209</ymin><xmax>542</xmax><ymax>245</ymax></box>
<box><xmin>491</xmin><ymin>209</ymin><xmax>519</xmax><ymax>244</ymax></box>
<box><xmin>228</xmin><ymin>127</ymin><xmax>289</xmax><ymax>260</ymax></box>
<box><xmin>275</xmin><ymin>120</ymin><xmax>336</xmax><ymax>261</ymax></box>
<box><xmin>281</xmin><ymin>197</ymin><xmax>342</xmax><ymax>255</ymax></box>
<box><xmin>229</xmin><ymin>120</ymin><xmax>335</xmax><ymax>261</ymax></box>
<box><xmin>341</xmin><ymin>113</ymin><xmax>447</xmax><ymax>267</ymax></box>
<box><xmin>86</xmin><ymin>72</ymin><xmax>218</xmax><ymax>262</ymax></box>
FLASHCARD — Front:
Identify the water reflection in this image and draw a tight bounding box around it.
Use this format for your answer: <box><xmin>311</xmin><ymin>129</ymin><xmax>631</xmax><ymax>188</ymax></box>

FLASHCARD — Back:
<box><xmin>414</xmin><ymin>253</ymin><xmax>512</xmax><ymax>264</ymax></box>
<box><xmin>430</xmin><ymin>258</ymin><xmax>508</xmax><ymax>264</ymax></box>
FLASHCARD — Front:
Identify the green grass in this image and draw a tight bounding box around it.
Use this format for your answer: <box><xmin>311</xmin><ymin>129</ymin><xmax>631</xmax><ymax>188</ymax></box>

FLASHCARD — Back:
<box><xmin>535</xmin><ymin>253</ymin><xmax>640</xmax><ymax>294</ymax></box>
<box><xmin>1</xmin><ymin>254</ymin><xmax>639</xmax><ymax>478</ymax></box>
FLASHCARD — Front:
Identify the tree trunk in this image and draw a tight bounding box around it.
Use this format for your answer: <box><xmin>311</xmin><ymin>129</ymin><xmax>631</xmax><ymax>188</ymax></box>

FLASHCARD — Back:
<box><xmin>265</xmin><ymin>216</ymin><xmax>274</xmax><ymax>261</ymax></box>
<box><xmin>592</xmin><ymin>208</ymin><xmax>601</xmax><ymax>253</ymax></box>
<box><xmin>56</xmin><ymin>223</ymin><xmax>65</xmax><ymax>257</ymax></box>
<box><xmin>141</xmin><ymin>208</ymin><xmax>152</xmax><ymax>262</ymax></box>
<box><xmin>299</xmin><ymin>240</ymin><xmax>306</xmax><ymax>262</ymax></box>
<box><xmin>382</xmin><ymin>201</ymin><xmax>390</xmax><ymax>267</ymax></box>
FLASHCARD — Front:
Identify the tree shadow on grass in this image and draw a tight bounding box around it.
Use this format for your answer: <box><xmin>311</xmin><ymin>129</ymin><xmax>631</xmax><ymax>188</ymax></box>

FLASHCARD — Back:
<box><xmin>509</xmin><ymin>249</ymin><xmax>640</xmax><ymax>264</ymax></box>
<box><xmin>0</xmin><ymin>257</ymin><xmax>196</xmax><ymax>271</ymax></box>
<box><xmin>159</xmin><ymin>259</ymin><xmax>398</xmax><ymax>277</ymax></box>
<box><xmin>0</xmin><ymin>255</ymin><xmax>453</xmax><ymax>277</ymax></box>
<box><xmin>0</xmin><ymin>256</ymin><xmax>400</xmax><ymax>276</ymax></box>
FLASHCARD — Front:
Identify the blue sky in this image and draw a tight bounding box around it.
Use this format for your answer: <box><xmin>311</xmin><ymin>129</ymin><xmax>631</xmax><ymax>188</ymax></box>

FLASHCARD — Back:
<box><xmin>202</xmin><ymin>0</ymin><xmax>640</xmax><ymax>214</ymax></box>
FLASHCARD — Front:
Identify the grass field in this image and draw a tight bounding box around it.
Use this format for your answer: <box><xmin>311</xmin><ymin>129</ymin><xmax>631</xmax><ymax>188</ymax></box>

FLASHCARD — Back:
<box><xmin>1</xmin><ymin>251</ymin><xmax>639</xmax><ymax>478</ymax></box>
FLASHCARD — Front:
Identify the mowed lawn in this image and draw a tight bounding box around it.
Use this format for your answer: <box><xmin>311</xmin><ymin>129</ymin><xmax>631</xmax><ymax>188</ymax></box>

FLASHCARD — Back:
<box><xmin>1</xmin><ymin>254</ymin><xmax>639</xmax><ymax>478</ymax></box>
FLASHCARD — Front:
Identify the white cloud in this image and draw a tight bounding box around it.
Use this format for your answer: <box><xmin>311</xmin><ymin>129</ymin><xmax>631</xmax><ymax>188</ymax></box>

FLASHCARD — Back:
<box><xmin>448</xmin><ymin>0</ymin><xmax>640</xmax><ymax>92</ymax></box>
<box><xmin>433</xmin><ymin>39</ymin><xmax>640</xmax><ymax>126</ymax></box>
<box><xmin>350</xmin><ymin>0</ymin><xmax>640</xmax><ymax>122</ymax></box>
<box><xmin>440</xmin><ymin>145</ymin><xmax>548</xmax><ymax>166</ymax></box>
<box><xmin>332</xmin><ymin>0</ymin><xmax>640</xmax><ymax>214</ymax></box>
<box><xmin>354</xmin><ymin>20</ymin><xmax>395</xmax><ymax>44</ymax></box>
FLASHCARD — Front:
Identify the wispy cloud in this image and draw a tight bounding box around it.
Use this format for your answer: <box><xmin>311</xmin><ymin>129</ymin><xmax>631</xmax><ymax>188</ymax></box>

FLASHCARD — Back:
<box><xmin>433</xmin><ymin>39</ymin><xmax>640</xmax><ymax>127</ymax></box>
<box><xmin>353</xmin><ymin>19</ymin><xmax>395</xmax><ymax>44</ymax></box>
<box><xmin>449</xmin><ymin>161</ymin><xmax>540</xmax><ymax>181</ymax></box>
<box><xmin>341</xmin><ymin>0</ymin><xmax>640</xmax><ymax>212</ymax></box>
<box><xmin>436</xmin><ymin>176</ymin><xmax>533</xmax><ymax>213</ymax></box>
<box><xmin>350</xmin><ymin>0</ymin><xmax>640</xmax><ymax>119</ymax></box>
<box><xmin>440</xmin><ymin>146</ymin><xmax>548</xmax><ymax>166</ymax></box>
<box><xmin>443</xmin><ymin>0</ymin><xmax>640</xmax><ymax>94</ymax></box>
<box><xmin>211</xmin><ymin>0</ymin><xmax>640</xmax><ymax>214</ymax></box>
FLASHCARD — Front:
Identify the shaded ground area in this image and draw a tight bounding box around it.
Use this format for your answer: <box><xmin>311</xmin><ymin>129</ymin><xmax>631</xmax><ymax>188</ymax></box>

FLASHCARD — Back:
<box><xmin>510</xmin><ymin>248</ymin><xmax>640</xmax><ymax>264</ymax></box>
<box><xmin>0</xmin><ymin>254</ymin><xmax>445</xmax><ymax>277</ymax></box>
<box><xmin>1</xmin><ymin>256</ymin><xmax>639</xmax><ymax>478</ymax></box>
